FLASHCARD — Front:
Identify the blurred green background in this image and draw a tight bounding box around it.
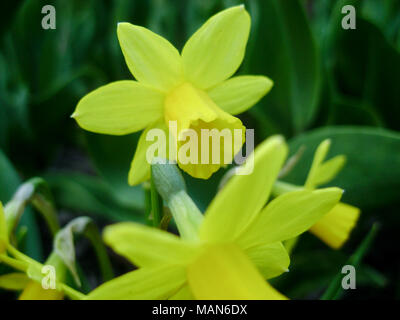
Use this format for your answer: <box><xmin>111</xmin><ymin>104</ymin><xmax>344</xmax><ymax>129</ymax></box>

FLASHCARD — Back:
<box><xmin>0</xmin><ymin>0</ymin><xmax>399</xmax><ymax>299</ymax></box>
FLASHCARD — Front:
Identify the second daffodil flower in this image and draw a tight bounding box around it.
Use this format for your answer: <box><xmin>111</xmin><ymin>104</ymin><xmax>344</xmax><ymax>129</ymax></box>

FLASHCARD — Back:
<box><xmin>72</xmin><ymin>5</ymin><xmax>273</xmax><ymax>185</ymax></box>
<box><xmin>85</xmin><ymin>136</ymin><xmax>343</xmax><ymax>300</ymax></box>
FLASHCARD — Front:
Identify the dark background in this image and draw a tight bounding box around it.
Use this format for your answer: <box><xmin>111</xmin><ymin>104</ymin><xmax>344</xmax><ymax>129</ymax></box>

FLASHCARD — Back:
<box><xmin>0</xmin><ymin>0</ymin><xmax>399</xmax><ymax>299</ymax></box>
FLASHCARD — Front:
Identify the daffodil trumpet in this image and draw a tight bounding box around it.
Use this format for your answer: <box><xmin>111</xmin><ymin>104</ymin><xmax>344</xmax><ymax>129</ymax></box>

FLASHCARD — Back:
<box><xmin>85</xmin><ymin>136</ymin><xmax>343</xmax><ymax>300</ymax></box>
<box><xmin>72</xmin><ymin>5</ymin><xmax>273</xmax><ymax>185</ymax></box>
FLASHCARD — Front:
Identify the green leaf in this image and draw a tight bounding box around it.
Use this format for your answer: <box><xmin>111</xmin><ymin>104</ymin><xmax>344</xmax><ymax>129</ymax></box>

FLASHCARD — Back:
<box><xmin>286</xmin><ymin>126</ymin><xmax>400</xmax><ymax>208</ymax></box>
<box><xmin>0</xmin><ymin>150</ymin><xmax>42</xmax><ymax>260</ymax></box>
<box><xmin>246</xmin><ymin>0</ymin><xmax>321</xmax><ymax>135</ymax></box>
<box><xmin>85</xmin><ymin>132</ymin><xmax>145</xmax><ymax>208</ymax></box>
<box><xmin>330</xmin><ymin>17</ymin><xmax>400</xmax><ymax>131</ymax></box>
<box><xmin>44</xmin><ymin>171</ymin><xmax>145</xmax><ymax>223</ymax></box>
<box><xmin>54</xmin><ymin>217</ymin><xmax>114</xmax><ymax>287</ymax></box>
<box><xmin>4</xmin><ymin>177</ymin><xmax>60</xmax><ymax>238</ymax></box>
<box><xmin>321</xmin><ymin>224</ymin><xmax>379</xmax><ymax>300</ymax></box>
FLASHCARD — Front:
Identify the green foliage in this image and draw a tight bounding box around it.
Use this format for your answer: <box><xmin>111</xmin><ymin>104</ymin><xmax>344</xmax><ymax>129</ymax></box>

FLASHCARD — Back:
<box><xmin>0</xmin><ymin>0</ymin><xmax>399</xmax><ymax>299</ymax></box>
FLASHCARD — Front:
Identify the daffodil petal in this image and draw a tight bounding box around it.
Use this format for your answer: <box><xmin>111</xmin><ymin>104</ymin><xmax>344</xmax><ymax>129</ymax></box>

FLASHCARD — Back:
<box><xmin>128</xmin><ymin>121</ymin><xmax>169</xmax><ymax>186</ymax></box>
<box><xmin>86</xmin><ymin>265</ymin><xmax>186</xmax><ymax>300</ymax></box>
<box><xmin>117</xmin><ymin>22</ymin><xmax>183</xmax><ymax>91</ymax></box>
<box><xmin>73</xmin><ymin>81</ymin><xmax>164</xmax><ymax>135</ymax></box>
<box><xmin>103</xmin><ymin>222</ymin><xmax>200</xmax><ymax>267</ymax></box>
<box><xmin>182</xmin><ymin>5</ymin><xmax>251</xmax><ymax>89</ymax></box>
<box><xmin>208</xmin><ymin>75</ymin><xmax>273</xmax><ymax>115</ymax></box>
<box><xmin>310</xmin><ymin>202</ymin><xmax>360</xmax><ymax>249</ymax></box>
<box><xmin>169</xmin><ymin>285</ymin><xmax>195</xmax><ymax>300</ymax></box>
<box><xmin>305</xmin><ymin>139</ymin><xmax>331</xmax><ymax>188</ymax></box>
<box><xmin>164</xmin><ymin>82</ymin><xmax>245</xmax><ymax>179</ymax></box>
<box><xmin>19</xmin><ymin>281</ymin><xmax>64</xmax><ymax>300</ymax></box>
<box><xmin>239</xmin><ymin>188</ymin><xmax>343</xmax><ymax>245</ymax></box>
<box><xmin>200</xmin><ymin>136</ymin><xmax>287</xmax><ymax>242</ymax></box>
<box><xmin>187</xmin><ymin>244</ymin><xmax>287</xmax><ymax>300</ymax></box>
<box><xmin>0</xmin><ymin>273</ymin><xmax>30</xmax><ymax>291</ymax></box>
<box><xmin>243</xmin><ymin>242</ymin><xmax>290</xmax><ymax>279</ymax></box>
<box><xmin>0</xmin><ymin>202</ymin><xmax>7</xmax><ymax>253</ymax></box>
<box><xmin>312</xmin><ymin>155</ymin><xmax>346</xmax><ymax>187</ymax></box>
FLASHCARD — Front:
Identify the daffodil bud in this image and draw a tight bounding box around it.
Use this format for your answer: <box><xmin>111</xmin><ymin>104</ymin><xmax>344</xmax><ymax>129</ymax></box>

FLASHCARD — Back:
<box><xmin>151</xmin><ymin>159</ymin><xmax>203</xmax><ymax>241</ymax></box>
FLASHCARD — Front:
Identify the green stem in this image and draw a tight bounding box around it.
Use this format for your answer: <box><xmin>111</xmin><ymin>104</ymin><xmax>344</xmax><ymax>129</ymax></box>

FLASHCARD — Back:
<box><xmin>5</xmin><ymin>245</ymin><xmax>86</xmax><ymax>300</ymax></box>
<box><xmin>272</xmin><ymin>180</ymin><xmax>303</xmax><ymax>197</ymax></box>
<box><xmin>150</xmin><ymin>171</ymin><xmax>163</xmax><ymax>227</ymax></box>
<box><xmin>0</xmin><ymin>254</ymin><xmax>28</xmax><ymax>272</ymax></box>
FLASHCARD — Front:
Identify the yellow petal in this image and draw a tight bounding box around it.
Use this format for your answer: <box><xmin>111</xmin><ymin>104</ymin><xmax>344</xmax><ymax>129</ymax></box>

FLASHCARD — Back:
<box><xmin>200</xmin><ymin>136</ymin><xmax>287</xmax><ymax>242</ymax></box>
<box><xmin>169</xmin><ymin>285</ymin><xmax>195</xmax><ymax>300</ymax></box>
<box><xmin>0</xmin><ymin>202</ymin><xmax>7</xmax><ymax>253</ymax></box>
<box><xmin>165</xmin><ymin>82</ymin><xmax>245</xmax><ymax>179</ymax></box>
<box><xmin>117</xmin><ymin>22</ymin><xmax>183</xmax><ymax>91</ymax></box>
<box><xmin>86</xmin><ymin>265</ymin><xmax>186</xmax><ymax>300</ymax></box>
<box><xmin>182</xmin><ymin>5</ymin><xmax>251</xmax><ymax>89</ymax></box>
<box><xmin>72</xmin><ymin>81</ymin><xmax>164</xmax><ymax>135</ymax></box>
<box><xmin>208</xmin><ymin>75</ymin><xmax>273</xmax><ymax>115</ymax></box>
<box><xmin>311</xmin><ymin>155</ymin><xmax>346</xmax><ymax>187</ymax></box>
<box><xmin>19</xmin><ymin>281</ymin><xmax>64</xmax><ymax>300</ymax></box>
<box><xmin>243</xmin><ymin>242</ymin><xmax>290</xmax><ymax>279</ymax></box>
<box><xmin>187</xmin><ymin>244</ymin><xmax>287</xmax><ymax>300</ymax></box>
<box><xmin>239</xmin><ymin>188</ymin><xmax>343</xmax><ymax>246</ymax></box>
<box><xmin>305</xmin><ymin>139</ymin><xmax>335</xmax><ymax>188</ymax></box>
<box><xmin>103</xmin><ymin>222</ymin><xmax>200</xmax><ymax>267</ymax></box>
<box><xmin>128</xmin><ymin>121</ymin><xmax>169</xmax><ymax>186</ymax></box>
<box><xmin>0</xmin><ymin>273</ymin><xmax>30</xmax><ymax>291</ymax></box>
<box><xmin>310</xmin><ymin>202</ymin><xmax>361</xmax><ymax>249</ymax></box>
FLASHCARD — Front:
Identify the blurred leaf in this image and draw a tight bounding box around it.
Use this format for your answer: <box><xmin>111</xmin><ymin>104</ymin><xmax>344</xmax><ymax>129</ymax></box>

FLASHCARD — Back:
<box><xmin>286</xmin><ymin>126</ymin><xmax>400</xmax><ymax>209</ymax></box>
<box><xmin>321</xmin><ymin>224</ymin><xmax>379</xmax><ymax>300</ymax></box>
<box><xmin>54</xmin><ymin>216</ymin><xmax>113</xmax><ymax>286</ymax></box>
<box><xmin>84</xmin><ymin>132</ymin><xmax>145</xmax><ymax>208</ymax></box>
<box><xmin>247</xmin><ymin>0</ymin><xmax>321</xmax><ymax>136</ymax></box>
<box><xmin>44</xmin><ymin>171</ymin><xmax>144</xmax><ymax>223</ymax></box>
<box><xmin>0</xmin><ymin>149</ymin><xmax>42</xmax><ymax>260</ymax></box>
<box><xmin>331</xmin><ymin>17</ymin><xmax>400</xmax><ymax>131</ymax></box>
<box><xmin>4</xmin><ymin>177</ymin><xmax>59</xmax><ymax>238</ymax></box>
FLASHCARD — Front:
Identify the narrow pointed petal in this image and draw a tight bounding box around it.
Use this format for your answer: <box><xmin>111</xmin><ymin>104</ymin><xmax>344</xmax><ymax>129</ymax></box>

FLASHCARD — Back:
<box><xmin>243</xmin><ymin>242</ymin><xmax>290</xmax><ymax>279</ymax></box>
<box><xmin>103</xmin><ymin>222</ymin><xmax>200</xmax><ymax>267</ymax></box>
<box><xmin>238</xmin><ymin>188</ymin><xmax>343</xmax><ymax>246</ymax></box>
<box><xmin>73</xmin><ymin>81</ymin><xmax>164</xmax><ymax>135</ymax></box>
<box><xmin>86</xmin><ymin>265</ymin><xmax>186</xmax><ymax>300</ymax></box>
<box><xmin>182</xmin><ymin>6</ymin><xmax>251</xmax><ymax>89</ymax></box>
<box><xmin>200</xmin><ymin>136</ymin><xmax>287</xmax><ymax>242</ymax></box>
<box><xmin>305</xmin><ymin>139</ymin><xmax>331</xmax><ymax>188</ymax></box>
<box><xmin>310</xmin><ymin>202</ymin><xmax>360</xmax><ymax>249</ymax></box>
<box><xmin>310</xmin><ymin>155</ymin><xmax>346</xmax><ymax>187</ymax></box>
<box><xmin>117</xmin><ymin>23</ymin><xmax>183</xmax><ymax>91</ymax></box>
<box><xmin>208</xmin><ymin>76</ymin><xmax>273</xmax><ymax>115</ymax></box>
<box><xmin>187</xmin><ymin>244</ymin><xmax>287</xmax><ymax>300</ymax></box>
<box><xmin>128</xmin><ymin>121</ymin><xmax>169</xmax><ymax>186</ymax></box>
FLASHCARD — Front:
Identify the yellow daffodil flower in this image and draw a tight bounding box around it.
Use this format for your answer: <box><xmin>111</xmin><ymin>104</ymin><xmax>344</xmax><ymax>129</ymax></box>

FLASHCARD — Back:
<box><xmin>305</xmin><ymin>140</ymin><xmax>361</xmax><ymax>249</ymax></box>
<box><xmin>86</xmin><ymin>136</ymin><xmax>343</xmax><ymax>300</ymax></box>
<box><xmin>274</xmin><ymin>139</ymin><xmax>360</xmax><ymax>249</ymax></box>
<box><xmin>72</xmin><ymin>5</ymin><xmax>273</xmax><ymax>185</ymax></box>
